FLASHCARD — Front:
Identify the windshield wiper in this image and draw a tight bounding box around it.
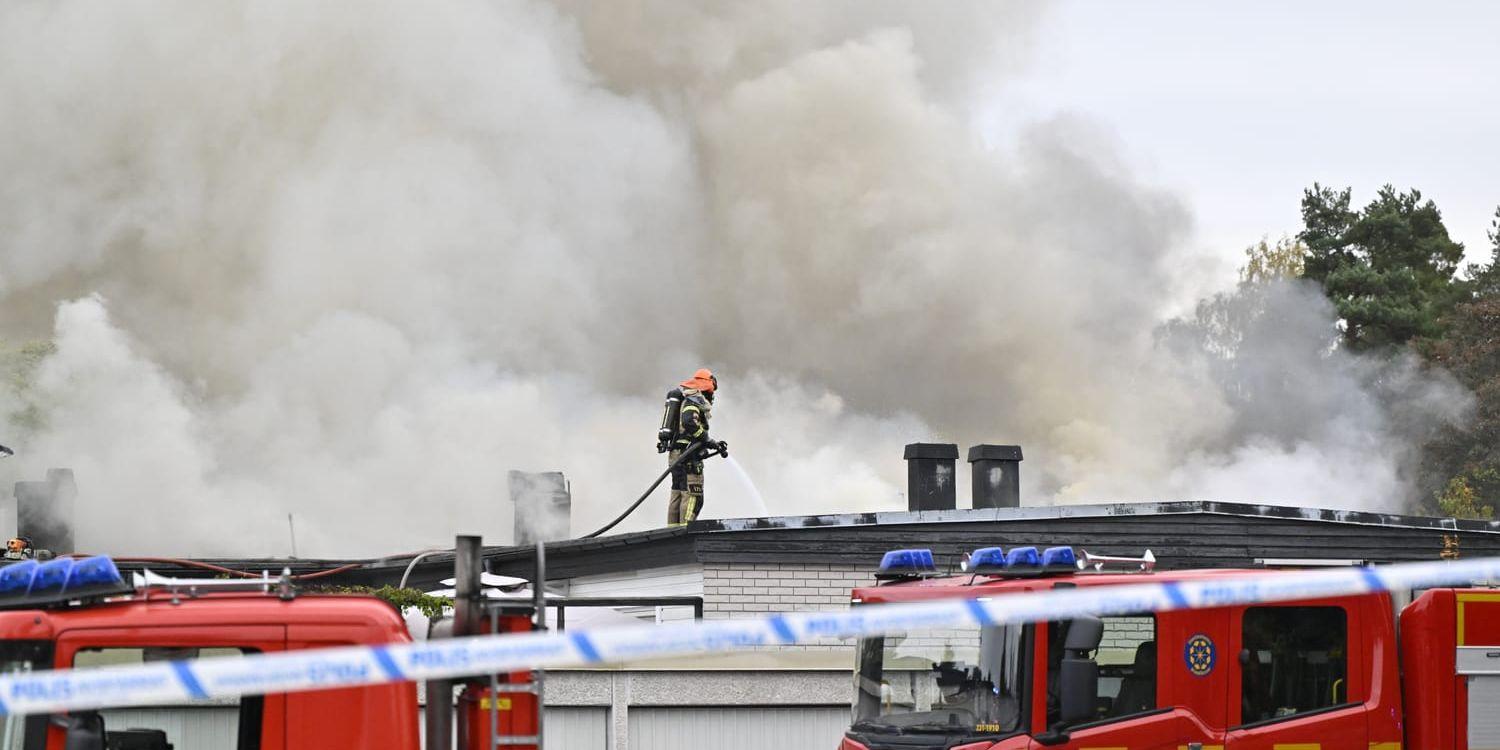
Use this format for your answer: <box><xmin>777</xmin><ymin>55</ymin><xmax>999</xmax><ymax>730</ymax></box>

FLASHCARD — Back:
<box><xmin>851</xmin><ymin>721</ymin><xmax>968</xmax><ymax>736</ymax></box>
<box><xmin>892</xmin><ymin>722</ymin><xmax>967</xmax><ymax>733</ymax></box>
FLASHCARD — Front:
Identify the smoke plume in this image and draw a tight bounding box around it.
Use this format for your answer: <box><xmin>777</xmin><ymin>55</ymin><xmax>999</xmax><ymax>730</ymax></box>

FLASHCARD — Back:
<box><xmin>0</xmin><ymin>1</ymin><xmax>1469</xmax><ymax>556</ymax></box>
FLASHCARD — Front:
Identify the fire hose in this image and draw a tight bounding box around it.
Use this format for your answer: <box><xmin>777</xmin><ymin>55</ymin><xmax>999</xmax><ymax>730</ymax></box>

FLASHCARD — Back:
<box><xmin>581</xmin><ymin>439</ymin><xmax>725</xmax><ymax>539</ymax></box>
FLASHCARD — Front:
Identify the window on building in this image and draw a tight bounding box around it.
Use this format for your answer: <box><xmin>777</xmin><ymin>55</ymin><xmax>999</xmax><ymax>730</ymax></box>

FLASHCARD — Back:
<box><xmin>73</xmin><ymin>647</ymin><xmax>264</xmax><ymax>750</ymax></box>
<box><xmin>1240</xmin><ymin>606</ymin><xmax>1349</xmax><ymax>725</ymax></box>
<box><xmin>1046</xmin><ymin>614</ymin><xmax>1158</xmax><ymax>725</ymax></box>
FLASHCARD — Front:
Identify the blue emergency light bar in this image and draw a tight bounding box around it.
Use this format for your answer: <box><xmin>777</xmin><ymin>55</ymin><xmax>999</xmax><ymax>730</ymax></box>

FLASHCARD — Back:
<box><xmin>68</xmin><ymin>555</ymin><xmax>124</xmax><ymax>590</ymax></box>
<box><xmin>884</xmin><ymin>545</ymin><xmax>1082</xmax><ymax>583</ymax></box>
<box><xmin>876</xmin><ymin>548</ymin><xmax>938</xmax><ymax>580</ymax></box>
<box><xmin>0</xmin><ymin>560</ymin><xmax>38</xmax><ymax>595</ymax></box>
<box><xmin>31</xmin><ymin>558</ymin><xmax>73</xmax><ymax>593</ymax></box>
<box><xmin>0</xmin><ymin>555</ymin><xmax>130</xmax><ymax>609</ymax></box>
<box><xmin>966</xmin><ymin>547</ymin><xmax>1007</xmax><ymax>573</ymax></box>
<box><xmin>1041</xmin><ymin>546</ymin><xmax>1077</xmax><ymax>568</ymax></box>
<box><xmin>1005</xmin><ymin>546</ymin><xmax>1040</xmax><ymax>568</ymax></box>
<box><xmin>963</xmin><ymin>544</ymin><xmax>1079</xmax><ymax>579</ymax></box>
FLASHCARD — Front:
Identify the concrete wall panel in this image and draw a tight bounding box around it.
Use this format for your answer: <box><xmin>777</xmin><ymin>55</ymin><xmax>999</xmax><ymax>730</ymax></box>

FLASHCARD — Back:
<box><xmin>628</xmin><ymin>706</ymin><xmax>849</xmax><ymax>750</ymax></box>
<box><xmin>545</xmin><ymin>706</ymin><xmax>608</xmax><ymax>750</ymax></box>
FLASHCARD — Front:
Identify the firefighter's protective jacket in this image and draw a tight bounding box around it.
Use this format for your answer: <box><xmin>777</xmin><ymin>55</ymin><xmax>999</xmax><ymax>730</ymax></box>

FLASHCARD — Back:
<box><xmin>675</xmin><ymin>389</ymin><xmax>712</xmax><ymax>452</ymax></box>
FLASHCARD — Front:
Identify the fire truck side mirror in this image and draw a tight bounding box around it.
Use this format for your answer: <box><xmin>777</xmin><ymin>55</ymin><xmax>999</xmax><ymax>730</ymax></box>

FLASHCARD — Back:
<box><xmin>1058</xmin><ymin>616</ymin><xmax>1104</xmax><ymax>726</ymax></box>
<box><xmin>54</xmin><ymin>711</ymin><xmax>105</xmax><ymax>750</ymax></box>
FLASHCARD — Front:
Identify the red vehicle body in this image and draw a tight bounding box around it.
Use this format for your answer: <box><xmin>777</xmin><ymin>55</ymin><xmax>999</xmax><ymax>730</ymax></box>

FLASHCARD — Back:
<box><xmin>841</xmin><ymin>564</ymin><xmax>1500</xmax><ymax>750</ymax></box>
<box><xmin>0</xmin><ymin>589</ymin><xmax>535</xmax><ymax>750</ymax></box>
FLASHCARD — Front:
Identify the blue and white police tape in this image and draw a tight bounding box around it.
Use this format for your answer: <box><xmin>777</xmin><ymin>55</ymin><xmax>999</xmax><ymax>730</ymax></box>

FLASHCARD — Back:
<box><xmin>2</xmin><ymin>555</ymin><xmax>1499</xmax><ymax>716</ymax></box>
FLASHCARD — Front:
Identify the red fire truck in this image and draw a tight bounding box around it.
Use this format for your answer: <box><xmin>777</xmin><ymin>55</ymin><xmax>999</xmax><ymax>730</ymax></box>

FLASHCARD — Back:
<box><xmin>0</xmin><ymin>537</ymin><xmax>544</xmax><ymax>750</ymax></box>
<box><xmin>842</xmin><ymin>545</ymin><xmax>1500</xmax><ymax>750</ymax></box>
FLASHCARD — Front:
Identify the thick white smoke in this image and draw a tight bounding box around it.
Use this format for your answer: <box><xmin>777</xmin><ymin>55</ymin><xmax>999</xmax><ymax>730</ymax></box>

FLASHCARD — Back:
<box><xmin>0</xmin><ymin>1</ymin><xmax>1469</xmax><ymax>556</ymax></box>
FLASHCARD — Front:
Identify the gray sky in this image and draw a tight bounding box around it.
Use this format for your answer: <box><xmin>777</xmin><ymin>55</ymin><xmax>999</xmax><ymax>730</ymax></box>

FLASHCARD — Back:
<box><xmin>987</xmin><ymin>0</ymin><xmax>1500</xmax><ymax>290</ymax></box>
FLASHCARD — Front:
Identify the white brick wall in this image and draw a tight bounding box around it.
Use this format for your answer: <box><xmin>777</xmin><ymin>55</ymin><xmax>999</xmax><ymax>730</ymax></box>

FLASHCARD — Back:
<box><xmin>703</xmin><ymin>563</ymin><xmax>873</xmax><ymax>614</ymax></box>
<box><xmin>702</xmin><ymin>562</ymin><xmax>876</xmax><ymax>651</ymax></box>
<box><xmin>1098</xmin><ymin>615</ymin><xmax>1154</xmax><ymax>665</ymax></box>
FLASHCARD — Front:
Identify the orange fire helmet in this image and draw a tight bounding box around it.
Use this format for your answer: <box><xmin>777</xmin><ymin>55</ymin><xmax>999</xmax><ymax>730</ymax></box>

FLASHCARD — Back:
<box><xmin>680</xmin><ymin>368</ymin><xmax>717</xmax><ymax>393</ymax></box>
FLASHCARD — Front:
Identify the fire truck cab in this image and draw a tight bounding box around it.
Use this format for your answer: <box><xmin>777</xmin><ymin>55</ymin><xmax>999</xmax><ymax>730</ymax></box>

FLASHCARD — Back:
<box><xmin>0</xmin><ymin>575</ymin><xmax>420</xmax><ymax>749</ymax></box>
<box><xmin>0</xmin><ymin>547</ymin><xmax>542</xmax><ymax>750</ymax></box>
<box><xmin>842</xmin><ymin>546</ymin><xmax>1500</xmax><ymax>750</ymax></box>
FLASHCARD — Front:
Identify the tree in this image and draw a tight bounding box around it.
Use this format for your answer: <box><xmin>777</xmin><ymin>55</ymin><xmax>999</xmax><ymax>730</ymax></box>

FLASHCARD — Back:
<box><xmin>1421</xmin><ymin>296</ymin><xmax>1500</xmax><ymax>516</ymax></box>
<box><xmin>1299</xmin><ymin>184</ymin><xmax>1467</xmax><ymax>350</ymax></box>
<box><xmin>1240</xmin><ymin>235</ymin><xmax>1307</xmax><ymax>284</ymax></box>
<box><xmin>1435</xmin><ymin>474</ymin><xmax>1496</xmax><ymax>521</ymax></box>
<box><xmin>1468</xmin><ymin>206</ymin><xmax>1500</xmax><ymax>297</ymax></box>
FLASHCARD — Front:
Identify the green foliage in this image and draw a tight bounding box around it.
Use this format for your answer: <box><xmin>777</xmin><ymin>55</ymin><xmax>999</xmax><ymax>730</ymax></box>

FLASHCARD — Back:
<box><xmin>1</xmin><ymin>339</ymin><xmax>57</xmax><ymax>433</ymax></box>
<box><xmin>1468</xmin><ymin>206</ymin><xmax>1500</xmax><ymax>298</ymax></box>
<box><xmin>1299</xmin><ymin>184</ymin><xmax>1467</xmax><ymax>350</ymax></box>
<box><xmin>1296</xmin><ymin>188</ymin><xmax>1500</xmax><ymax>515</ymax></box>
<box><xmin>1435</xmin><ymin>474</ymin><xmax>1495</xmax><ymax>521</ymax></box>
<box><xmin>1239</xmin><ymin>235</ymin><xmax>1307</xmax><ymax>284</ymax></box>
<box><xmin>1422</xmin><ymin>296</ymin><xmax>1500</xmax><ymax>517</ymax></box>
<box><xmin>312</xmin><ymin>585</ymin><xmax>452</xmax><ymax>618</ymax></box>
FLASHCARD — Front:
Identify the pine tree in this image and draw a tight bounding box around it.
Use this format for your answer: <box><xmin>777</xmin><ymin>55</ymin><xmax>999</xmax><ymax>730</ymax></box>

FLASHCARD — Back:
<box><xmin>1300</xmin><ymin>184</ymin><xmax>1467</xmax><ymax>350</ymax></box>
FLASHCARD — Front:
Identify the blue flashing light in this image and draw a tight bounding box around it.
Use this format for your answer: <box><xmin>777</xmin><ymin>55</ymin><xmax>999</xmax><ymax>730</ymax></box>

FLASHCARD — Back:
<box><xmin>1042</xmin><ymin>546</ymin><xmax>1077</xmax><ymax>568</ymax></box>
<box><xmin>0</xmin><ymin>560</ymin><xmax>39</xmax><ymax>596</ymax></box>
<box><xmin>1005</xmin><ymin>546</ymin><xmax>1040</xmax><ymax>568</ymax></box>
<box><xmin>967</xmin><ymin>547</ymin><xmax>1007</xmax><ymax>570</ymax></box>
<box><xmin>66</xmin><ymin>556</ymin><xmax>123</xmax><ymax>590</ymax></box>
<box><xmin>879</xmin><ymin>548</ymin><xmax>937</xmax><ymax>574</ymax></box>
<box><xmin>30</xmin><ymin>558</ymin><xmax>75</xmax><ymax>594</ymax></box>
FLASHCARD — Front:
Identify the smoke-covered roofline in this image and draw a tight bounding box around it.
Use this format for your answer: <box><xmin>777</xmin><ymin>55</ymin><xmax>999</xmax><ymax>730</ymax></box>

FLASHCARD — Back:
<box><xmin>692</xmin><ymin>499</ymin><xmax>1500</xmax><ymax>536</ymax></box>
<box><xmin>112</xmin><ymin>500</ymin><xmax>1500</xmax><ymax>590</ymax></box>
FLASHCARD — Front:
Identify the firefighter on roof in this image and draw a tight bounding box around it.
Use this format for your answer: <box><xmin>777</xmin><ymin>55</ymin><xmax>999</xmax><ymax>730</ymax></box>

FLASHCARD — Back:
<box><xmin>662</xmin><ymin>368</ymin><xmax>727</xmax><ymax>526</ymax></box>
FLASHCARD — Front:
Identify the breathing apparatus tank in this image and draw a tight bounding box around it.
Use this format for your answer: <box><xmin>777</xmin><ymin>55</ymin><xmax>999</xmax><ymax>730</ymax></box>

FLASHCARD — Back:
<box><xmin>657</xmin><ymin>387</ymin><xmax>684</xmax><ymax>453</ymax></box>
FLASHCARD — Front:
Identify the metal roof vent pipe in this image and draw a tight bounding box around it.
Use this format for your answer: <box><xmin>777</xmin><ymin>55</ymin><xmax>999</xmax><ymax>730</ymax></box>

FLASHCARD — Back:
<box><xmin>509</xmin><ymin>470</ymin><xmax>572</xmax><ymax>546</ymax></box>
<box><xmin>968</xmin><ymin>445</ymin><xmax>1023</xmax><ymax>509</ymax></box>
<box><xmin>903</xmin><ymin>443</ymin><xmax>958</xmax><ymax>512</ymax></box>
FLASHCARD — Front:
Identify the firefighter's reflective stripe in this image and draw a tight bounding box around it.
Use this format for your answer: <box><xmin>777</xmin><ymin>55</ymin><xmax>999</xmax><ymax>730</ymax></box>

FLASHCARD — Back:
<box><xmin>1</xmin><ymin>556</ymin><xmax>1499</xmax><ymax>717</ymax></box>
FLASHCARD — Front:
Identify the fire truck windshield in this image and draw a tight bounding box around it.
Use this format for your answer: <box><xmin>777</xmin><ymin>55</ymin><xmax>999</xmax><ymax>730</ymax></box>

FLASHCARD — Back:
<box><xmin>0</xmin><ymin>641</ymin><xmax>51</xmax><ymax>750</ymax></box>
<box><xmin>852</xmin><ymin>623</ymin><xmax>1027</xmax><ymax>738</ymax></box>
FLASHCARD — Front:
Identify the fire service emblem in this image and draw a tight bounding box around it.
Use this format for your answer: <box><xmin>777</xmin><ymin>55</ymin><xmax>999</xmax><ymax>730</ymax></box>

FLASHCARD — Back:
<box><xmin>1184</xmin><ymin>634</ymin><xmax>1215</xmax><ymax>677</ymax></box>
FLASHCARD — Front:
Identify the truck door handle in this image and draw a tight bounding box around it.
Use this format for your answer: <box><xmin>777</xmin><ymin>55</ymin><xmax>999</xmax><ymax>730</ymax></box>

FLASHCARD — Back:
<box><xmin>1187</xmin><ymin>744</ymin><xmax>1203</xmax><ymax>750</ymax></box>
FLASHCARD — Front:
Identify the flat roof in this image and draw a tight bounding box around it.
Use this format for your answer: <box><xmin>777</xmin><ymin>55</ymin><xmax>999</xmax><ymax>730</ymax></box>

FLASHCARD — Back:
<box><xmin>125</xmin><ymin>500</ymin><xmax>1500</xmax><ymax>590</ymax></box>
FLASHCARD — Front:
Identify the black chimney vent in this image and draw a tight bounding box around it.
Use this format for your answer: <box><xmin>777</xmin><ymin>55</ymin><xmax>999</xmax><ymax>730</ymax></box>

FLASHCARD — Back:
<box><xmin>968</xmin><ymin>444</ymin><xmax>1023</xmax><ymax>509</ymax></box>
<box><xmin>15</xmin><ymin>468</ymin><xmax>76</xmax><ymax>555</ymax></box>
<box><xmin>903</xmin><ymin>443</ymin><xmax>958</xmax><ymax>512</ymax></box>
